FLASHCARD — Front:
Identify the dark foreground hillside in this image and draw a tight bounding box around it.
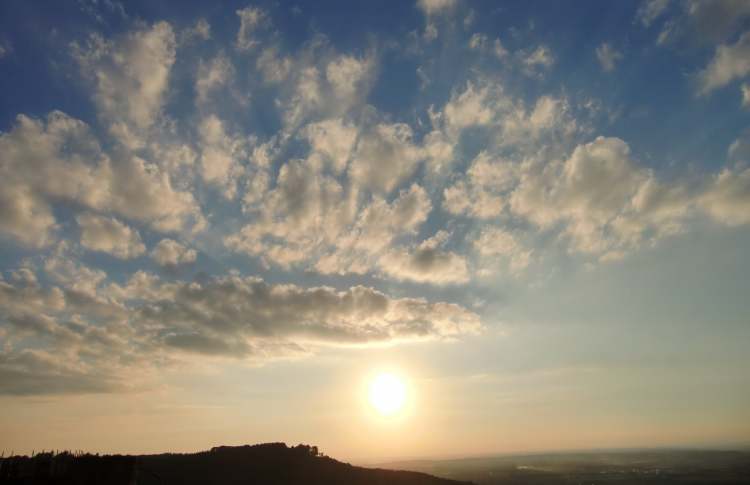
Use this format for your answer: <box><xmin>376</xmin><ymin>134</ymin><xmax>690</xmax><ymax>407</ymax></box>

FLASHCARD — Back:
<box><xmin>0</xmin><ymin>442</ymin><xmax>470</xmax><ymax>485</ymax></box>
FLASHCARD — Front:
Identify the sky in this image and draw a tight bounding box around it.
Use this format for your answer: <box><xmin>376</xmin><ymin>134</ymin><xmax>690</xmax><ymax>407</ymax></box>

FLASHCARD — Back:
<box><xmin>0</xmin><ymin>0</ymin><xmax>749</xmax><ymax>462</ymax></box>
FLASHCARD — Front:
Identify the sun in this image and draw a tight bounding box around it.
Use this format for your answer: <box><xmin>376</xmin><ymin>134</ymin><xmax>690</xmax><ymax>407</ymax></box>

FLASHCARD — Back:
<box><xmin>368</xmin><ymin>373</ymin><xmax>406</xmax><ymax>416</ymax></box>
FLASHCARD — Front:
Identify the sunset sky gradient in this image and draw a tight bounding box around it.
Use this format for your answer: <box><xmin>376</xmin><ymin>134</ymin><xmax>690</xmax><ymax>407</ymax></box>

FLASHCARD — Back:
<box><xmin>0</xmin><ymin>0</ymin><xmax>749</xmax><ymax>461</ymax></box>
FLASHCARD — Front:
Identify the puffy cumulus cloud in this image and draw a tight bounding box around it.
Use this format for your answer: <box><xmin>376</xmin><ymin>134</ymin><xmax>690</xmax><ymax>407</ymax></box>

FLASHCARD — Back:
<box><xmin>302</xmin><ymin>118</ymin><xmax>358</xmax><ymax>173</ymax></box>
<box><xmin>0</xmin><ymin>111</ymin><xmax>204</xmax><ymax>248</ymax></box>
<box><xmin>350</xmin><ymin>123</ymin><xmax>423</xmax><ymax>193</ymax></box>
<box><xmin>510</xmin><ymin>137</ymin><xmax>672</xmax><ymax>257</ymax></box>
<box><xmin>279</xmin><ymin>50</ymin><xmax>376</xmax><ymax>131</ymax></box>
<box><xmin>444</xmin><ymin>134</ymin><xmax>740</xmax><ymax>262</ymax></box>
<box><xmin>636</xmin><ymin>0</ymin><xmax>670</xmax><ymax>27</ymax></box>
<box><xmin>180</xmin><ymin>18</ymin><xmax>211</xmax><ymax>44</ymax></box>
<box><xmin>428</xmin><ymin>82</ymin><xmax>581</xmax><ymax>174</ymax></box>
<box><xmin>378</xmin><ymin>231</ymin><xmax>470</xmax><ymax>285</ymax></box>
<box><xmin>468</xmin><ymin>34</ymin><xmax>509</xmax><ymax>59</ymax></box>
<box><xmin>0</xmin><ymin>264</ymin><xmax>480</xmax><ymax>394</ymax></box>
<box><xmin>473</xmin><ymin>227</ymin><xmax>533</xmax><ymax>275</ymax></box>
<box><xmin>151</xmin><ymin>239</ymin><xmax>197</xmax><ymax>267</ymax></box>
<box><xmin>257</xmin><ymin>46</ymin><xmax>293</xmax><ymax>83</ymax></box>
<box><xmin>0</xmin><ymin>184</ymin><xmax>57</xmax><ymax>248</ymax></box>
<box><xmin>440</xmin><ymin>90</ymin><xmax>582</xmax><ymax>218</ymax></box>
<box><xmin>596</xmin><ymin>43</ymin><xmax>623</xmax><ymax>72</ymax></box>
<box><xmin>416</xmin><ymin>0</ymin><xmax>458</xmax><ymax>41</ymax></box>
<box><xmin>0</xmin><ymin>262</ymin><xmax>145</xmax><ymax>395</ymax></box>
<box><xmin>423</xmin><ymin>81</ymin><xmax>508</xmax><ymax>172</ymax></box>
<box><xmin>443</xmin><ymin>151</ymin><xmax>514</xmax><ymax>218</ymax></box>
<box><xmin>227</xmin><ymin>159</ymin><xmax>356</xmax><ymax>268</ymax></box>
<box><xmin>519</xmin><ymin>45</ymin><xmax>555</xmax><ymax>76</ymax></box>
<box><xmin>198</xmin><ymin>115</ymin><xmax>247</xmax><ymax>198</ymax></box>
<box><xmin>71</xmin><ymin>21</ymin><xmax>176</xmax><ymax>146</ymax></box>
<box><xmin>227</xmin><ymin>171</ymin><xmax>432</xmax><ymax>274</ymax></box>
<box><xmin>137</xmin><ymin>275</ymin><xmax>481</xmax><ymax>351</ymax></box>
<box><xmin>493</xmin><ymin>136</ymin><xmax>750</xmax><ymax>260</ymax></box>
<box><xmin>77</xmin><ymin>213</ymin><xmax>146</xmax><ymax>259</ymax></box>
<box><xmin>697</xmin><ymin>164</ymin><xmax>750</xmax><ymax>226</ymax></box>
<box><xmin>236</xmin><ymin>6</ymin><xmax>267</xmax><ymax>51</ymax></box>
<box><xmin>697</xmin><ymin>31</ymin><xmax>750</xmax><ymax>94</ymax></box>
<box><xmin>442</xmin><ymin>82</ymin><xmax>502</xmax><ymax>135</ymax></box>
<box><xmin>195</xmin><ymin>54</ymin><xmax>234</xmax><ymax>105</ymax></box>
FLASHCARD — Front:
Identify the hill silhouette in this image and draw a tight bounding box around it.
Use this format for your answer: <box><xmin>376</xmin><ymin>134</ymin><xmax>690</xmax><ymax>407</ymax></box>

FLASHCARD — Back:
<box><xmin>0</xmin><ymin>442</ymin><xmax>471</xmax><ymax>485</ymax></box>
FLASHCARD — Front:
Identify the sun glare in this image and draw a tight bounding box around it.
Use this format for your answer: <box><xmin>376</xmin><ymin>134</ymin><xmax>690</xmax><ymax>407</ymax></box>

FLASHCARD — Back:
<box><xmin>368</xmin><ymin>373</ymin><xmax>406</xmax><ymax>416</ymax></box>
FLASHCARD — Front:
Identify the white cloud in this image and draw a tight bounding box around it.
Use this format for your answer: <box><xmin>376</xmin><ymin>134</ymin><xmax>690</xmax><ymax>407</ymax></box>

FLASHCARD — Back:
<box><xmin>276</xmin><ymin>50</ymin><xmax>375</xmax><ymax>131</ymax></box>
<box><xmin>0</xmin><ymin>266</ymin><xmax>480</xmax><ymax>394</ymax></box>
<box><xmin>199</xmin><ymin>115</ymin><xmax>246</xmax><ymax>198</ymax></box>
<box><xmin>71</xmin><ymin>22</ymin><xmax>176</xmax><ymax>146</ymax></box>
<box><xmin>636</xmin><ymin>0</ymin><xmax>670</xmax><ymax>27</ymax></box>
<box><xmin>77</xmin><ymin>213</ymin><xmax>146</xmax><ymax>259</ymax></box>
<box><xmin>350</xmin><ymin>123</ymin><xmax>423</xmax><ymax>193</ymax></box>
<box><xmin>378</xmin><ymin>231</ymin><xmax>470</xmax><ymax>285</ymax></box>
<box><xmin>520</xmin><ymin>45</ymin><xmax>555</xmax><ymax>75</ymax></box>
<box><xmin>596</xmin><ymin>43</ymin><xmax>623</xmax><ymax>72</ymax></box>
<box><xmin>697</xmin><ymin>31</ymin><xmax>750</xmax><ymax>94</ymax></box>
<box><xmin>474</xmin><ymin>227</ymin><xmax>533</xmax><ymax>274</ymax></box>
<box><xmin>181</xmin><ymin>18</ymin><xmax>211</xmax><ymax>43</ymax></box>
<box><xmin>195</xmin><ymin>54</ymin><xmax>233</xmax><ymax>105</ymax></box>
<box><xmin>0</xmin><ymin>111</ymin><xmax>204</xmax><ymax>248</ymax></box>
<box><xmin>257</xmin><ymin>46</ymin><xmax>293</xmax><ymax>83</ymax></box>
<box><xmin>151</xmin><ymin>239</ymin><xmax>197</xmax><ymax>266</ymax></box>
<box><xmin>468</xmin><ymin>34</ymin><xmax>508</xmax><ymax>59</ymax></box>
<box><xmin>443</xmin><ymin>151</ymin><xmax>514</xmax><ymax>218</ymax></box>
<box><xmin>742</xmin><ymin>83</ymin><xmax>750</xmax><ymax>107</ymax></box>
<box><xmin>698</xmin><ymin>164</ymin><xmax>750</xmax><ymax>226</ymax></box>
<box><xmin>236</xmin><ymin>6</ymin><xmax>267</xmax><ymax>51</ymax></box>
<box><xmin>302</xmin><ymin>118</ymin><xmax>358</xmax><ymax>173</ymax></box>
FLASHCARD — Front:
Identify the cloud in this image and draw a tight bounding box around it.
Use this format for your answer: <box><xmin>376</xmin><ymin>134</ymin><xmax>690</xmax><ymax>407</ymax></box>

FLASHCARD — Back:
<box><xmin>596</xmin><ymin>43</ymin><xmax>623</xmax><ymax>72</ymax></box>
<box><xmin>378</xmin><ymin>231</ymin><xmax>470</xmax><ymax>285</ymax></box>
<box><xmin>195</xmin><ymin>54</ymin><xmax>234</xmax><ymax>105</ymax></box>
<box><xmin>77</xmin><ymin>213</ymin><xmax>146</xmax><ymax>259</ymax></box>
<box><xmin>519</xmin><ymin>45</ymin><xmax>555</xmax><ymax>76</ymax></box>
<box><xmin>71</xmin><ymin>22</ymin><xmax>176</xmax><ymax>146</ymax></box>
<box><xmin>473</xmin><ymin>227</ymin><xmax>532</xmax><ymax>275</ymax></box>
<box><xmin>181</xmin><ymin>18</ymin><xmax>211</xmax><ymax>44</ymax></box>
<box><xmin>199</xmin><ymin>115</ymin><xmax>246</xmax><ymax>199</ymax></box>
<box><xmin>236</xmin><ymin>6</ymin><xmax>267</xmax><ymax>51</ymax></box>
<box><xmin>302</xmin><ymin>118</ymin><xmax>358</xmax><ymax>174</ymax></box>
<box><xmin>350</xmin><ymin>123</ymin><xmax>423</xmax><ymax>193</ymax></box>
<box><xmin>697</xmin><ymin>31</ymin><xmax>750</xmax><ymax>94</ymax></box>
<box><xmin>636</xmin><ymin>0</ymin><xmax>671</xmax><ymax>27</ymax></box>
<box><xmin>468</xmin><ymin>34</ymin><xmax>508</xmax><ymax>59</ymax></box>
<box><xmin>280</xmin><ymin>51</ymin><xmax>375</xmax><ymax>130</ymax></box>
<box><xmin>698</xmin><ymin>164</ymin><xmax>750</xmax><ymax>226</ymax></box>
<box><xmin>654</xmin><ymin>0</ymin><xmax>750</xmax><ymax>45</ymax></box>
<box><xmin>0</xmin><ymin>111</ymin><xmax>204</xmax><ymax>248</ymax></box>
<box><xmin>417</xmin><ymin>0</ymin><xmax>457</xmax><ymax>16</ymax></box>
<box><xmin>741</xmin><ymin>83</ymin><xmax>750</xmax><ymax>107</ymax></box>
<box><xmin>151</xmin><ymin>239</ymin><xmax>197</xmax><ymax>266</ymax></box>
<box><xmin>0</xmin><ymin>265</ymin><xmax>480</xmax><ymax>394</ymax></box>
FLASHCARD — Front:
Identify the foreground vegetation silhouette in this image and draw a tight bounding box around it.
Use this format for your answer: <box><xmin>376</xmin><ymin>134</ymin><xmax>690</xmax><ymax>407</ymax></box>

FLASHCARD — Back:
<box><xmin>0</xmin><ymin>442</ymin><xmax>470</xmax><ymax>485</ymax></box>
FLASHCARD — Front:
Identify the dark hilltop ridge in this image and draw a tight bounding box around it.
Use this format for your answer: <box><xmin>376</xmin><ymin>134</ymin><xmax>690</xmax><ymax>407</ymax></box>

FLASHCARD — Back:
<box><xmin>0</xmin><ymin>442</ymin><xmax>471</xmax><ymax>485</ymax></box>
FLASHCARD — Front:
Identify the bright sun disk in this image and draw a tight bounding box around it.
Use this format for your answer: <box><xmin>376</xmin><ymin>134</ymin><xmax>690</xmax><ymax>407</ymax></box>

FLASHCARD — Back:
<box><xmin>369</xmin><ymin>373</ymin><xmax>406</xmax><ymax>416</ymax></box>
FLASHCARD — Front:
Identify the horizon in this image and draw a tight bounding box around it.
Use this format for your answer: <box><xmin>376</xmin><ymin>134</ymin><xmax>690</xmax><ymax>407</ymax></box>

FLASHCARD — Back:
<box><xmin>1</xmin><ymin>0</ymin><xmax>750</xmax><ymax>466</ymax></box>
